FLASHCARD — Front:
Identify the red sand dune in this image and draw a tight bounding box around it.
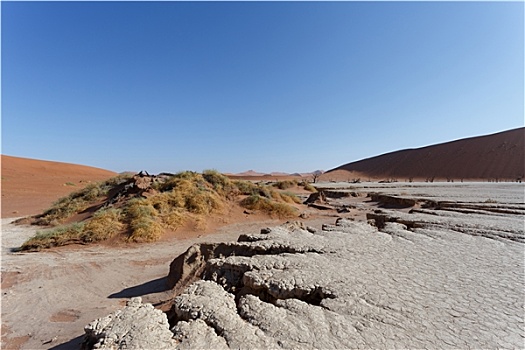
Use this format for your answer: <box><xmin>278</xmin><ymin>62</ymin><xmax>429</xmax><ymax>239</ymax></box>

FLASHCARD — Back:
<box><xmin>321</xmin><ymin>128</ymin><xmax>525</xmax><ymax>182</ymax></box>
<box><xmin>1</xmin><ymin>155</ymin><xmax>117</xmax><ymax>218</ymax></box>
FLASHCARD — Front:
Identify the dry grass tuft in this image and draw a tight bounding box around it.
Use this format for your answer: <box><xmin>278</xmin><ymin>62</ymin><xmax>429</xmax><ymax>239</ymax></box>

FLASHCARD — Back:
<box><xmin>279</xmin><ymin>191</ymin><xmax>302</xmax><ymax>204</ymax></box>
<box><xmin>232</xmin><ymin>180</ymin><xmax>259</xmax><ymax>195</ymax></box>
<box><xmin>202</xmin><ymin>169</ymin><xmax>235</xmax><ymax>196</ymax></box>
<box><xmin>83</xmin><ymin>208</ymin><xmax>124</xmax><ymax>242</ymax></box>
<box><xmin>20</xmin><ymin>223</ymin><xmax>86</xmax><ymax>251</ymax></box>
<box><xmin>300</xmin><ymin>181</ymin><xmax>317</xmax><ymax>192</ymax></box>
<box><xmin>19</xmin><ymin>208</ymin><xmax>126</xmax><ymax>251</ymax></box>
<box><xmin>240</xmin><ymin>195</ymin><xmax>297</xmax><ymax>218</ymax></box>
<box><xmin>124</xmin><ymin>199</ymin><xmax>163</xmax><ymax>242</ymax></box>
<box><xmin>35</xmin><ymin>174</ymin><xmax>132</xmax><ymax>225</ymax></box>
<box><xmin>273</xmin><ymin>180</ymin><xmax>297</xmax><ymax>190</ymax></box>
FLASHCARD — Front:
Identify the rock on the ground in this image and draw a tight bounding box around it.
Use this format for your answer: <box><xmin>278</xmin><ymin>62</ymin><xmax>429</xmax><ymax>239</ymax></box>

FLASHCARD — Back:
<box><xmin>83</xmin><ymin>297</ymin><xmax>176</xmax><ymax>349</ymax></box>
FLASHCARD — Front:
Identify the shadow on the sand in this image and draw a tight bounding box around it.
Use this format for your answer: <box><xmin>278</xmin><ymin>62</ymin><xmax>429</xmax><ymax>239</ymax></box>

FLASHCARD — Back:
<box><xmin>108</xmin><ymin>276</ymin><xmax>168</xmax><ymax>299</ymax></box>
<box><xmin>48</xmin><ymin>334</ymin><xmax>84</xmax><ymax>350</ymax></box>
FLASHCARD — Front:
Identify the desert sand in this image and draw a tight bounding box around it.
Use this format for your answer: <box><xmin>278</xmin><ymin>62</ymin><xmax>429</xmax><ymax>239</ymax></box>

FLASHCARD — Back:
<box><xmin>1</xmin><ymin>155</ymin><xmax>117</xmax><ymax>218</ymax></box>
<box><xmin>321</xmin><ymin>127</ymin><xmax>525</xmax><ymax>182</ymax></box>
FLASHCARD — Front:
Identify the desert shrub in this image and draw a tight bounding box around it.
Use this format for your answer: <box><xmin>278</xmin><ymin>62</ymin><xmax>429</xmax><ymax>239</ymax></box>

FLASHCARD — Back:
<box><xmin>303</xmin><ymin>183</ymin><xmax>317</xmax><ymax>192</ymax></box>
<box><xmin>147</xmin><ymin>193</ymin><xmax>186</xmax><ymax>230</ymax></box>
<box><xmin>82</xmin><ymin>208</ymin><xmax>124</xmax><ymax>242</ymax></box>
<box><xmin>203</xmin><ymin>169</ymin><xmax>234</xmax><ymax>195</ymax></box>
<box><xmin>125</xmin><ymin>198</ymin><xmax>158</xmax><ymax>220</ymax></box>
<box><xmin>36</xmin><ymin>197</ymin><xmax>89</xmax><ymax>226</ymax></box>
<box><xmin>156</xmin><ymin>171</ymin><xmax>201</xmax><ymax>192</ymax></box>
<box><xmin>124</xmin><ymin>198</ymin><xmax>163</xmax><ymax>242</ymax></box>
<box><xmin>256</xmin><ymin>185</ymin><xmax>272</xmax><ymax>198</ymax></box>
<box><xmin>240</xmin><ymin>195</ymin><xmax>297</xmax><ymax>218</ymax></box>
<box><xmin>279</xmin><ymin>191</ymin><xmax>302</xmax><ymax>204</ymax></box>
<box><xmin>35</xmin><ymin>174</ymin><xmax>132</xmax><ymax>225</ymax></box>
<box><xmin>269</xmin><ymin>189</ymin><xmax>282</xmax><ymax>201</ymax></box>
<box><xmin>273</xmin><ymin>180</ymin><xmax>297</xmax><ymax>190</ymax></box>
<box><xmin>20</xmin><ymin>222</ymin><xmax>86</xmax><ymax>251</ymax></box>
<box><xmin>128</xmin><ymin>217</ymin><xmax>164</xmax><ymax>242</ymax></box>
<box><xmin>164</xmin><ymin>178</ymin><xmax>223</xmax><ymax>214</ymax></box>
<box><xmin>233</xmin><ymin>180</ymin><xmax>259</xmax><ymax>195</ymax></box>
<box><xmin>267</xmin><ymin>189</ymin><xmax>301</xmax><ymax>204</ymax></box>
<box><xmin>186</xmin><ymin>190</ymin><xmax>223</xmax><ymax>214</ymax></box>
<box><xmin>298</xmin><ymin>180</ymin><xmax>317</xmax><ymax>192</ymax></box>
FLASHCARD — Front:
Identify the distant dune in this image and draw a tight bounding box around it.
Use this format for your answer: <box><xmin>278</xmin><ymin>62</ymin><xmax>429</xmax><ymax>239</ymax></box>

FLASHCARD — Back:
<box><xmin>229</xmin><ymin>170</ymin><xmax>324</xmax><ymax>182</ymax></box>
<box><xmin>235</xmin><ymin>170</ymin><xmax>266</xmax><ymax>177</ymax></box>
<box><xmin>321</xmin><ymin>128</ymin><xmax>525</xmax><ymax>182</ymax></box>
<box><xmin>1</xmin><ymin>155</ymin><xmax>116</xmax><ymax>217</ymax></box>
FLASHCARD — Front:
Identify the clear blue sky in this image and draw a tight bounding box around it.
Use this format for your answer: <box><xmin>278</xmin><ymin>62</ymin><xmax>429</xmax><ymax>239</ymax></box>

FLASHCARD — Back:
<box><xmin>2</xmin><ymin>1</ymin><xmax>523</xmax><ymax>174</ymax></box>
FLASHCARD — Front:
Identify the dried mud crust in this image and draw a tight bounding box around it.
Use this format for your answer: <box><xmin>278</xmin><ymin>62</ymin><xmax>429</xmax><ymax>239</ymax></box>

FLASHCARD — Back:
<box><xmin>87</xmin><ymin>217</ymin><xmax>524</xmax><ymax>349</ymax></box>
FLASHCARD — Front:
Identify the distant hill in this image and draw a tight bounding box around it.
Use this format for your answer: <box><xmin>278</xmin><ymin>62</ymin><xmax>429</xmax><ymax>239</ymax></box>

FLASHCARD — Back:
<box><xmin>231</xmin><ymin>170</ymin><xmax>323</xmax><ymax>180</ymax></box>
<box><xmin>233</xmin><ymin>170</ymin><xmax>264</xmax><ymax>177</ymax></box>
<box><xmin>1</xmin><ymin>155</ymin><xmax>117</xmax><ymax>217</ymax></box>
<box><xmin>321</xmin><ymin>128</ymin><xmax>524</xmax><ymax>182</ymax></box>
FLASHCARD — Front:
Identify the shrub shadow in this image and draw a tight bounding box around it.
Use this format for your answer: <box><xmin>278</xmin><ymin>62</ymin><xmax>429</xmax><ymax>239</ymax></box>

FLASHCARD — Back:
<box><xmin>48</xmin><ymin>334</ymin><xmax>84</xmax><ymax>350</ymax></box>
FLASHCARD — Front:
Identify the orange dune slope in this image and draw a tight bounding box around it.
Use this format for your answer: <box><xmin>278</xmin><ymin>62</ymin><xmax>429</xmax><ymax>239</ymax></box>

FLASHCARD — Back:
<box><xmin>322</xmin><ymin>128</ymin><xmax>525</xmax><ymax>182</ymax></box>
<box><xmin>1</xmin><ymin>155</ymin><xmax>117</xmax><ymax>218</ymax></box>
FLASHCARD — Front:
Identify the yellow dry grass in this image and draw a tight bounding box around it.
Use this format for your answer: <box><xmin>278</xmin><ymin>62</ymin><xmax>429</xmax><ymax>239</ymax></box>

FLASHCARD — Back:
<box><xmin>20</xmin><ymin>171</ymin><xmax>305</xmax><ymax>250</ymax></box>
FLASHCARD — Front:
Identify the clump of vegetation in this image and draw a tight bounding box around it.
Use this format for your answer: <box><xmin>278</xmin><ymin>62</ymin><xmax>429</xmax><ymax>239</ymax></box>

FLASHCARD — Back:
<box><xmin>273</xmin><ymin>180</ymin><xmax>297</xmax><ymax>190</ymax></box>
<box><xmin>20</xmin><ymin>223</ymin><xmax>87</xmax><ymax>251</ymax></box>
<box><xmin>20</xmin><ymin>171</ymin><xmax>303</xmax><ymax>251</ymax></box>
<box><xmin>484</xmin><ymin>198</ymin><xmax>498</xmax><ymax>203</ymax></box>
<box><xmin>240</xmin><ymin>195</ymin><xmax>297</xmax><ymax>218</ymax></box>
<box><xmin>83</xmin><ymin>208</ymin><xmax>124</xmax><ymax>242</ymax></box>
<box><xmin>299</xmin><ymin>180</ymin><xmax>317</xmax><ymax>192</ymax></box>
<box><xmin>232</xmin><ymin>179</ymin><xmax>259</xmax><ymax>195</ymax></box>
<box><xmin>279</xmin><ymin>191</ymin><xmax>303</xmax><ymax>204</ymax></box>
<box><xmin>124</xmin><ymin>198</ymin><xmax>163</xmax><ymax>242</ymax></box>
<box><xmin>35</xmin><ymin>174</ymin><xmax>132</xmax><ymax>225</ymax></box>
<box><xmin>202</xmin><ymin>169</ymin><xmax>235</xmax><ymax>196</ymax></box>
<box><xmin>20</xmin><ymin>208</ymin><xmax>126</xmax><ymax>251</ymax></box>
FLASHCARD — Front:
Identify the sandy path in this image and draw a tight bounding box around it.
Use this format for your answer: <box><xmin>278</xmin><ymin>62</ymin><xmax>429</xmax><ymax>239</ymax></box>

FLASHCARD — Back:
<box><xmin>1</xmin><ymin>217</ymin><xmax>301</xmax><ymax>349</ymax></box>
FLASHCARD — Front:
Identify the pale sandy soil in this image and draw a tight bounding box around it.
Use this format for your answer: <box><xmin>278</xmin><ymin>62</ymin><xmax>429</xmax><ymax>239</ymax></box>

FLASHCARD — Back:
<box><xmin>1</xmin><ymin>212</ymin><xmax>340</xmax><ymax>349</ymax></box>
<box><xmin>0</xmin><ymin>217</ymin><xmax>288</xmax><ymax>349</ymax></box>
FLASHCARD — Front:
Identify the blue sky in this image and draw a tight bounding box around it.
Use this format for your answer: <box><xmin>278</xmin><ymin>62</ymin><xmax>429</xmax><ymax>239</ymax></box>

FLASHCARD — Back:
<box><xmin>2</xmin><ymin>1</ymin><xmax>523</xmax><ymax>174</ymax></box>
